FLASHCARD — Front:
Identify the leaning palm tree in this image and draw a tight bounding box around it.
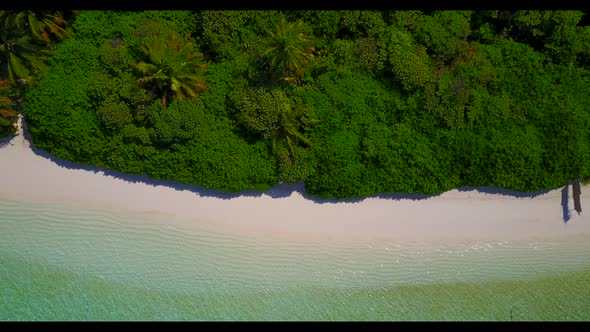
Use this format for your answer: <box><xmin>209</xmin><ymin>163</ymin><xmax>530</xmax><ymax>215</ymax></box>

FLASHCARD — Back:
<box><xmin>129</xmin><ymin>34</ymin><xmax>208</xmax><ymax>107</ymax></box>
<box><xmin>259</xmin><ymin>19</ymin><xmax>315</xmax><ymax>84</ymax></box>
<box><xmin>0</xmin><ymin>11</ymin><xmax>69</xmax><ymax>46</ymax></box>
<box><xmin>0</xmin><ymin>80</ymin><xmax>18</xmax><ymax>138</ymax></box>
<box><xmin>0</xmin><ymin>32</ymin><xmax>49</xmax><ymax>83</ymax></box>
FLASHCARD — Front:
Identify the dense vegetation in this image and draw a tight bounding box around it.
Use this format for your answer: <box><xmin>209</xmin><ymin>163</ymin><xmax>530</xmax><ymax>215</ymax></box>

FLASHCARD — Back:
<box><xmin>0</xmin><ymin>10</ymin><xmax>70</xmax><ymax>138</ymax></box>
<box><xmin>3</xmin><ymin>10</ymin><xmax>590</xmax><ymax>198</ymax></box>
<box><xmin>0</xmin><ymin>80</ymin><xmax>18</xmax><ymax>138</ymax></box>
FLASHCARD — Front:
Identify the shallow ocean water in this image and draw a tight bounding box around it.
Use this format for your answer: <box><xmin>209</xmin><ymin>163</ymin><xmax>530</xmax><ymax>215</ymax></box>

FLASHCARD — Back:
<box><xmin>1</xmin><ymin>198</ymin><xmax>589</xmax><ymax>321</ymax></box>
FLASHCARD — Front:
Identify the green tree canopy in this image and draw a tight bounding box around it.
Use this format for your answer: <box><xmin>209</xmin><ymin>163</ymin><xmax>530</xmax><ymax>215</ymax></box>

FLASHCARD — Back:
<box><xmin>237</xmin><ymin>87</ymin><xmax>316</xmax><ymax>158</ymax></box>
<box><xmin>0</xmin><ymin>17</ymin><xmax>50</xmax><ymax>83</ymax></box>
<box><xmin>129</xmin><ymin>27</ymin><xmax>208</xmax><ymax>107</ymax></box>
<box><xmin>0</xmin><ymin>11</ymin><xmax>69</xmax><ymax>45</ymax></box>
<box><xmin>259</xmin><ymin>19</ymin><xmax>316</xmax><ymax>84</ymax></box>
<box><xmin>0</xmin><ymin>80</ymin><xmax>18</xmax><ymax>138</ymax></box>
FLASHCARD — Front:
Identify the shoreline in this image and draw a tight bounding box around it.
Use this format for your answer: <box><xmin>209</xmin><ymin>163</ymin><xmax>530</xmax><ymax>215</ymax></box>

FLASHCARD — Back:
<box><xmin>1</xmin><ymin>116</ymin><xmax>590</xmax><ymax>244</ymax></box>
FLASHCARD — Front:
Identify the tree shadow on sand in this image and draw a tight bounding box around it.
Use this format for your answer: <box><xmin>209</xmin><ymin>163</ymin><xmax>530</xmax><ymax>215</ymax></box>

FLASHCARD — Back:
<box><xmin>18</xmin><ymin>115</ymin><xmax>566</xmax><ymax>205</ymax></box>
<box><xmin>562</xmin><ymin>184</ymin><xmax>571</xmax><ymax>223</ymax></box>
<box><xmin>0</xmin><ymin>134</ymin><xmax>16</xmax><ymax>149</ymax></box>
<box><xmin>456</xmin><ymin>186</ymin><xmax>552</xmax><ymax>199</ymax></box>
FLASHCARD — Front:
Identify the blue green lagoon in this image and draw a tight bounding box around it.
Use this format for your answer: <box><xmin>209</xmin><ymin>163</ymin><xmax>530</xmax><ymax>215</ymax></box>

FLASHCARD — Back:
<box><xmin>1</xmin><ymin>198</ymin><xmax>590</xmax><ymax>321</ymax></box>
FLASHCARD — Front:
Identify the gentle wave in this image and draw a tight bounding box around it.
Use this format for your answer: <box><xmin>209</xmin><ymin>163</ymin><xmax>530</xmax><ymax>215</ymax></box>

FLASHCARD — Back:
<box><xmin>2</xmin><ymin>252</ymin><xmax>590</xmax><ymax>320</ymax></box>
<box><xmin>1</xmin><ymin>198</ymin><xmax>590</xmax><ymax>295</ymax></box>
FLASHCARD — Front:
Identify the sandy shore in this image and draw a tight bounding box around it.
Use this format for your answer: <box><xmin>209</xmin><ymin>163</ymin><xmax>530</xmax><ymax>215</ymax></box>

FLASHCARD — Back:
<box><xmin>1</xmin><ymin>116</ymin><xmax>589</xmax><ymax>244</ymax></box>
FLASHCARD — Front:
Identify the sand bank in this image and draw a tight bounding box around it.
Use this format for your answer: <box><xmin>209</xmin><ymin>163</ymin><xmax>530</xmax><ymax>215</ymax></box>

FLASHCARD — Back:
<box><xmin>1</xmin><ymin>116</ymin><xmax>589</xmax><ymax>244</ymax></box>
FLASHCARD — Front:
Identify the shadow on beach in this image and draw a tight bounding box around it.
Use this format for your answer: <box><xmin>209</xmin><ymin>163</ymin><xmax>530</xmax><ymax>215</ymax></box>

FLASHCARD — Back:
<box><xmin>26</xmin><ymin>141</ymin><xmax>438</xmax><ymax>204</ymax></box>
<box><xmin>17</xmin><ymin>115</ymin><xmax>560</xmax><ymax>205</ymax></box>
<box><xmin>562</xmin><ymin>185</ymin><xmax>571</xmax><ymax>223</ymax></box>
<box><xmin>0</xmin><ymin>133</ymin><xmax>16</xmax><ymax>149</ymax></box>
<box><xmin>456</xmin><ymin>186</ymin><xmax>552</xmax><ymax>199</ymax></box>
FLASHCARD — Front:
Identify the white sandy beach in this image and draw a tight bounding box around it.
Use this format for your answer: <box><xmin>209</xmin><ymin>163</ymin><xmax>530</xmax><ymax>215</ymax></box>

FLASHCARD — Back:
<box><xmin>1</xmin><ymin>116</ymin><xmax>589</xmax><ymax>244</ymax></box>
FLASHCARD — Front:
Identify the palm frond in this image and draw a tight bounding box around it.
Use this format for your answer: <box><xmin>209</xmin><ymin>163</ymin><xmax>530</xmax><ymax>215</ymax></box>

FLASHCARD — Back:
<box><xmin>43</xmin><ymin>20</ymin><xmax>69</xmax><ymax>40</ymax></box>
<box><xmin>27</xmin><ymin>14</ymin><xmax>45</xmax><ymax>40</ymax></box>
<box><xmin>0</xmin><ymin>108</ymin><xmax>17</xmax><ymax>118</ymax></box>
<box><xmin>0</xmin><ymin>80</ymin><xmax>11</xmax><ymax>89</ymax></box>
<box><xmin>259</xmin><ymin>19</ymin><xmax>315</xmax><ymax>83</ymax></box>
<box><xmin>0</xmin><ymin>96</ymin><xmax>13</xmax><ymax>107</ymax></box>
<box><xmin>285</xmin><ymin>135</ymin><xmax>296</xmax><ymax>158</ymax></box>
<box><xmin>130</xmin><ymin>32</ymin><xmax>207</xmax><ymax>107</ymax></box>
<box><xmin>15</xmin><ymin>11</ymin><xmax>29</xmax><ymax>32</ymax></box>
<box><xmin>46</xmin><ymin>13</ymin><xmax>67</xmax><ymax>26</ymax></box>
<box><xmin>289</xmin><ymin>128</ymin><xmax>312</xmax><ymax>146</ymax></box>
<box><xmin>8</xmin><ymin>53</ymin><xmax>31</xmax><ymax>80</ymax></box>
<box><xmin>128</xmin><ymin>61</ymin><xmax>158</xmax><ymax>75</ymax></box>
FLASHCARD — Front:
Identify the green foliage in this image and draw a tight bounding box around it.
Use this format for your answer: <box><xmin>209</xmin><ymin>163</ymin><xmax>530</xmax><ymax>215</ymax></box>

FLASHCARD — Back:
<box><xmin>151</xmin><ymin>98</ymin><xmax>201</xmax><ymax>146</ymax></box>
<box><xmin>302</xmin><ymin>71</ymin><xmax>422</xmax><ymax>197</ymax></box>
<box><xmin>291</xmin><ymin>11</ymin><xmax>341</xmax><ymax>42</ymax></box>
<box><xmin>330</xmin><ymin>39</ymin><xmax>356</xmax><ymax>71</ymax></box>
<box><xmin>140</xmin><ymin>11</ymin><xmax>197</xmax><ymax>37</ymax></box>
<box><xmin>99</xmin><ymin>37</ymin><xmax>131</xmax><ymax>74</ymax></box>
<box><xmin>0</xmin><ymin>11</ymin><xmax>70</xmax><ymax>45</ymax></box>
<box><xmin>0</xmin><ymin>19</ymin><xmax>51</xmax><ymax>83</ymax></box>
<box><xmin>85</xmin><ymin>69</ymin><xmax>158</xmax><ymax>130</ymax></box>
<box><xmin>331</xmin><ymin>36</ymin><xmax>387</xmax><ymax>74</ymax></box>
<box><xmin>22</xmin><ymin>35</ymin><xmax>105</xmax><ymax>163</ymax></box>
<box><xmin>129</xmin><ymin>25</ymin><xmax>208</xmax><ymax>107</ymax></box>
<box><xmin>196</xmin><ymin>11</ymin><xmax>253</xmax><ymax>61</ymax></box>
<box><xmin>389</xmin><ymin>10</ymin><xmax>423</xmax><ymax>30</ymax></box>
<box><xmin>0</xmin><ymin>80</ymin><xmax>18</xmax><ymax>138</ymax></box>
<box><xmin>259</xmin><ymin>19</ymin><xmax>316</xmax><ymax>83</ymax></box>
<box><xmin>415</xmin><ymin>11</ymin><xmax>472</xmax><ymax>57</ymax></box>
<box><xmin>238</xmin><ymin>88</ymin><xmax>290</xmax><ymax>141</ymax></box>
<box><xmin>71</xmin><ymin>11</ymin><xmax>141</xmax><ymax>47</ymax></box>
<box><xmin>385</xmin><ymin>27</ymin><xmax>433</xmax><ymax>91</ymax></box>
<box><xmin>472</xmin><ymin>126</ymin><xmax>545</xmax><ymax>190</ymax></box>
<box><xmin>72</xmin><ymin>11</ymin><xmax>195</xmax><ymax>48</ymax></box>
<box><xmin>19</xmin><ymin>10</ymin><xmax>590</xmax><ymax>199</ymax></box>
<box><xmin>276</xmin><ymin>144</ymin><xmax>316</xmax><ymax>183</ymax></box>
<box><xmin>121</xmin><ymin>124</ymin><xmax>152</xmax><ymax>145</ymax></box>
<box><xmin>143</xmin><ymin>103</ymin><xmax>278</xmax><ymax>192</ymax></box>
<box><xmin>96</xmin><ymin>98</ymin><xmax>133</xmax><ymax>130</ymax></box>
<box><xmin>424</xmin><ymin>73</ymin><xmax>472</xmax><ymax>129</ymax></box>
<box><xmin>481</xmin><ymin>10</ymin><xmax>589</xmax><ymax>67</ymax></box>
<box><xmin>354</xmin><ymin>37</ymin><xmax>387</xmax><ymax>72</ymax></box>
<box><xmin>237</xmin><ymin>87</ymin><xmax>315</xmax><ymax>157</ymax></box>
<box><xmin>340</xmin><ymin>10</ymin><xmax>387</xmax><ymax>37</ymax></box>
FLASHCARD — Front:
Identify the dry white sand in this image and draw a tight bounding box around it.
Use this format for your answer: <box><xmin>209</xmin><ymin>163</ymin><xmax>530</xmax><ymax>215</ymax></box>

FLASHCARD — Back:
<box><xmin>1</xmin><ymin>116</ymin><xmax>589</xmax><ymax>244</ymax></box>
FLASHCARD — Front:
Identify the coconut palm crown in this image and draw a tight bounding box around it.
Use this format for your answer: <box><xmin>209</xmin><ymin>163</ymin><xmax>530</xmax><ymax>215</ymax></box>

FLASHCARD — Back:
<box><xmin>129</xmin><ymin>33</ymin><xmax>208</xmax><ymax>107</ymax></box>
<box><xmin>0</xmin><ymin>80</ymin><xmax>18</xmax><ymax>138</ymax></box>
<box><xmin>259</xmin><ymin>19</ymin><xmax>315</xmax><ymax>84</ymax></box>
<box><xmin>0</xmin><ymin>28</ymin><xmax>49</xmax><ymax>83</ymax></box>
<box><xmin>0</xmin><ymin>11</ymin><xmax>69</xmax><ymax>45</ymax></box>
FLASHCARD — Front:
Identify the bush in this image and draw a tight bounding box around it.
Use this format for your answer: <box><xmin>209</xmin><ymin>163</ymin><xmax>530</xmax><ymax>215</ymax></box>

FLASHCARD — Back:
<box><xmin>96</xmin><ymin>99</ymin><xmax>133</xmax><ymax>130</ymax></box>
<box><xmin>20</xmin><ymin>10</ymin><xmax>590</xmax><ymax>199</ymax></box>
<box><xmin>386</xmin><ymin>27</ymin><xmax>433</xmax><ymax>91</ymax></box>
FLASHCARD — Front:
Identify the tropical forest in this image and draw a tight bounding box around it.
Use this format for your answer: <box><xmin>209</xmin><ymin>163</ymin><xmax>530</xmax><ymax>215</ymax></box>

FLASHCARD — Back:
<box><xmin>1</xmin><ymin>10</ymin><xmax>589</xmax><ymax>198</ymax></box>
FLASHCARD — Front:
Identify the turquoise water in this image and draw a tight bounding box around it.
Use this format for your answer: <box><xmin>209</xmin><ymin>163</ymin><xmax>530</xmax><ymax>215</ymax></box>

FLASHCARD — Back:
<box><xmin>1</xmin><ymin>198</ymin><xmax>590</xmax><ymax>320</ymax></box>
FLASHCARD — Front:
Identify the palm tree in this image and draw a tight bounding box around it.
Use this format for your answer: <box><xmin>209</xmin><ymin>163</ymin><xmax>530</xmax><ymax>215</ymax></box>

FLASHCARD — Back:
<box><xmin>238</xmin><ymin>88</ymin><xmax>317</xmax><ymax>158</ymax></box>
<box><xmin>129</xmin><ymin>34</ymin><xmax>208</xmax><ymax>107</ymax></box>
<box><xmin>276</xmin><ymin>103</ymin><xmax>316</xmax><ymax>157</ymax></box>
<box><xmin>259</xmin><ymin>19</ymin><xmax>315</xmax><ymax>84</ymax></box>
<box><xmin>0</xmin><ymin>11</ymin><xmax>69</xmax><ymax>46</ymax></box>
<box><xmin>0</xmin><ymin>32</ymin><xmax>49</xmax><ymax>83</ymax></box>
<box><xmin>0</xmin><ymin>80</ymin><xmax>18</xmax><ymax>138</ymax></box>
